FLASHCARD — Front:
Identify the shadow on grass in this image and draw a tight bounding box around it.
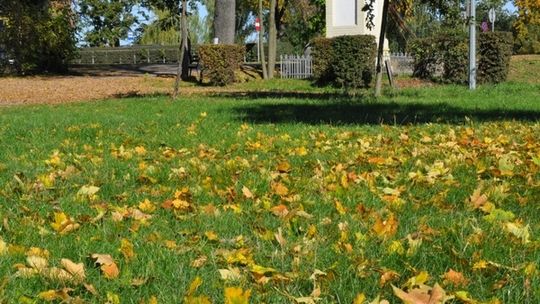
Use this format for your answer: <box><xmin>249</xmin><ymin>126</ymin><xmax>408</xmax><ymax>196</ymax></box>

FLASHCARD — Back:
<box><xmin>111</xmin><ymin>91</ymin><xmax>170</xmax><ymax>99</ymax></box>
<box><xmin>230</xmin><ymin>97</ymin><xmax>540</xmax><ymax>125</ymax></box>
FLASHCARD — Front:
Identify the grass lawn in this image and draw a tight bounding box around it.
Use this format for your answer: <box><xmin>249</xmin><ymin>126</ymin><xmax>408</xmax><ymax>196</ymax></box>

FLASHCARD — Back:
<box><xmin>0</xmin><ymin>80</ymin><xmax>540</xmax><ymax>303</ymax></box>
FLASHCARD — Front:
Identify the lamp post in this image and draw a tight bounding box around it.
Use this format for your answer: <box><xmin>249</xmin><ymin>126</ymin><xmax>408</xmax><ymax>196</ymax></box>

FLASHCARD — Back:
<box><xmin>469</xmin><ymin>0</ymin><xmax>476</xmax><ymax>90</ymax></box>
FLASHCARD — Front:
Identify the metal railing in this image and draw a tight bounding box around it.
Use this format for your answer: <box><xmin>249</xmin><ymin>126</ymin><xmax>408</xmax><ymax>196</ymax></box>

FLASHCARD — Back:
<box><xmin>71</xmin><ymin>46</ymin><xmax>181</xmax><ymax>65</ymax></box>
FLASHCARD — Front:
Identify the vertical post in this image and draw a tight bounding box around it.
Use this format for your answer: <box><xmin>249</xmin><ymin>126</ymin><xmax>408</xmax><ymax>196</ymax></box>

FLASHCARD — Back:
<box><xmin>280</xmin><ymin>55</ymin><xmax>283</xmax><ymax>78</ymax></box>
<box><xmin>257</xmin><ymin>28</ymin><xmax>261</xmax><ymax>62</ymax></box>
<box><xmin>469</xmin><ymin>0</ymin><xmax>476</xmax><ymax>90</ymax></box>
<box><xmin>375</xmin><ymin>0</ymin><xmax>390</xmax><ymax>97</ymax></box>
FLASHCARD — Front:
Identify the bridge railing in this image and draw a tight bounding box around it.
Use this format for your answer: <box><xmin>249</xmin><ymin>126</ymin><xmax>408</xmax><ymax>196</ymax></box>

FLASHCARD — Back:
<box><xmin>71</xmin><ymin>46</ymin><xmax>182</xmax><ymax>65</ymax></box>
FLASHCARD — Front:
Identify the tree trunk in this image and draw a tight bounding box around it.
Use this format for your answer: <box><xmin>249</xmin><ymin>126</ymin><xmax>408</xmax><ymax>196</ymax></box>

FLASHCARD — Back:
<box><xmin>173</xmin><ymin>0</ymin><xmax>189</xmax><ymax>99</ymax></box>
<box><xmin>214</xmin><ymin>0</ymin><xmax>236</xmax><ymax>44</ymax></box>
<box><xmin>258</xmin><ymin>0</ymin><xmax>268</xmax><ymax>79</ymax></box>
<box><xmin>375</xmin><ymin>0</ymin><xmax>390</xmax><ymax>97</ymax></box>
<box><xmin>267</xmin><ymin>0</ymin><xmax>277</xmax><ymax>79</ymax></box>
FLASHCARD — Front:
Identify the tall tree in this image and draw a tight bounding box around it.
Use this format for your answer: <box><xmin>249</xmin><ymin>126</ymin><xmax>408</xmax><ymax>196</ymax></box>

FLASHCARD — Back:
<box><xmin>267</xmin><ymin>0</ymin><xmax>277</xmax><ymax>78</ymax></box>
<box><xmin>214</xmin><ymin>0</ymin><xmax>236</xmax><ymax>43</ymax></box>
<box><xmin>78</xmin><ymin>0</ymin><xmax>139</xmax><ymax>47</ymax></box>
<box><xmin>0</xmin><ymin>0</ymin><xmax>76</xmax><ymax>74</ymax></box>
<box><xmin>514</xmin><ymin>0</ymin><xmax>540</xmax><ymax>50</ymax></box>
<box><xmin>173</xmin><ymin>0</ymin><xmax>188</xmax><ymax>98</ymax></box>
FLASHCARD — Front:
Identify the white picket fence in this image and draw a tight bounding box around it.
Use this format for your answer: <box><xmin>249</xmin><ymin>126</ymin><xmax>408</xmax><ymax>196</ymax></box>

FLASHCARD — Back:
<box><xmin>280</xmin><ymin>55</ymin><xmax>313</xmax><ymax>79</ymax></box>
<box><xmin>279</xmin><ymin>53</ymin><xmax>414</xmax><ymax>79</ymax></box>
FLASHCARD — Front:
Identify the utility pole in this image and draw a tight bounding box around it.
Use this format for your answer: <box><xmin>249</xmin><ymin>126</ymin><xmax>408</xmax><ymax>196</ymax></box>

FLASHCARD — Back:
<box><xmin>469</xmin><ymin>0</ymin><xmax>476</xmax><ymax>90</ymax></box>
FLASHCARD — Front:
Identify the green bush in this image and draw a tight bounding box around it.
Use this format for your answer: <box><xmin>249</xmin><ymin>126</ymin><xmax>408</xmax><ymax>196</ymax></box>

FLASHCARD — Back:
<box><xmin>478</xmin><ymin>32</ymin><xmax>513</xmax><ymax>84</ymax></box>
<box><xmin>332</xmin><ymin>35</ymin><xmax>377</xmax><ymax>89</ymax></box>
<box><xmin>408</xmin><ymin>37</ymin><xmax>440</xmax><ymax>80</ymax></box>
<box><xmin>311</xmin><ymin>35</ymin><xmax>377</xmax><ymax>88</ymax></box>
<box><xmin>311</xmin><ymin>37</ymin><xmax>334</xmax><ymax>84</ymax></box>
<box><xmin>198</xmin><ymin>44</ymin><xmax>245</xmax><ymax>86</ymax></box>
<box><xmin>409</xmin><ymin>34</ymin><xmax>468</xmax><ymax>84</ymax></box>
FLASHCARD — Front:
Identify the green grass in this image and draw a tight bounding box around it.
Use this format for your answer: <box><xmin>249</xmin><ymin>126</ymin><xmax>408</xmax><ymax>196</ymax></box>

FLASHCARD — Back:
<box><xmin>0</xmin><ymin>82</ymin><xmax>539</xmax><ymax>303</ymax></box>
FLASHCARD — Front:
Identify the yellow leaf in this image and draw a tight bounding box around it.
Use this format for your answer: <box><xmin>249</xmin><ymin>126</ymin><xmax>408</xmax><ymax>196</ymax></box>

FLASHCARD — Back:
<box><xmin>38</xmin><ymin>290</ymin><xmax>61</xmax><ymax>301</ymax></box>
<box><xmin>224</xmin><ymin>287</ymin><xmax>251</xmax><ymax>304</ymax></box>
<box><xmin>219</xmin><ymin>268</ymin><xmax>242</xmax><ymax>281</ymax></box>
<box><xmin>204</xmin><ymin>231</ymin><xmax>219</xmax><ymax>241</ymax></box>
<box><xmin>404</xmin><ymin>271</ymin><xmax>430</xmax><ymax>289</ymax></box>
<box><xmin>119</xmin><ymin>238</ymin><xmax>135</xmax><ymax>261</ymax></box>
<box><xmin>0</xmin><ymin>239</ymin><xmax>6</xmax><ymax>255</ymax></box>
<box><xmin>50</xmin><ymin>212</ymin><xmax>80</xmax><ymax>235</ymax></box>
<box><xmin>106</xmin><ymin>292</ymin><xmax>121</xmax><ymax>304</ymax></box>
<box><xmin>185</xmin><ymin>296</ymin><xmax>212</xmax><ymax>304</ymax></box>
<box><xmin>38</xmin><ymin>289</ymin><xmax>72</xmax><ymax>301</ymax></box>
<box><xmin>504</xmin><ymin>222</ymin><xmax>531</xmax><ymax>244</ymax></box>
<box><xmin>77</xmin><ymin>185</ymin><xmax>100</xmax><ymax>196</ymax></box>
<box><xmin>148</xmin><ymin>296</ymin><xmax>158</xmax><ymax>304</ymax></box>
<box><xmin>472</xmin><ymin>260</ymin><xmax>488</xmax><ymax>271</ymax></box>
<box><xmin>334</xmin><ymin>200</ymin><xmax>347</xmax><ymax>215</ymax></box>
<box><xmin>134</xmin><ymin>146</ymin><xmax>147</xmax><ymax>156</ymax></box>
<box><xmin>353</xmin><ymin>293</ymin><xmax>366</xmax><ymax>304</ymax></box>
<box><xmin>187</xmin><ymin>276</ymin><xmax>203</xmax><ymax>297</ymax></box>
<box><xmin>139</xmin><ymin>199</ymin><xmax>156</xmax><ymax>213</ymax></box>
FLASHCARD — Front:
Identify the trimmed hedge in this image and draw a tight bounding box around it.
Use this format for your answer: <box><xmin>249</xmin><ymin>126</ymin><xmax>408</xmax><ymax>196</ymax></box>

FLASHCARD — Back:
<box><xmin>311</xmin><ymin>37</ymin><xmax>335</xmax><ymax>84</ymax></box>
<box><xmin>478</xmin><ymin>32</ymin><xmax>513</xmax><ymax>84</ymax></box>
<box><xmin>333</xmin><ymin>35</ymin><xmax>377</xmax><ymax>89</ymax></box>
<box><xmin>198</xmin><ymin>44</ymin><xmax>245</xmax><ymax>86</ymax></box>
<box><xmin>409</xmin><ymin>34</ymin><xmax>468</xmax><ymax>84</ymax></box>
<box><xmin>410</xmin><ymin>32</ymin><xmax>513</xmax><ymax>85</ymax></box>
<box><xmin>311</xmin><ymin>35</ymin><xmax>377</xmax><ymax>88</ymax></box>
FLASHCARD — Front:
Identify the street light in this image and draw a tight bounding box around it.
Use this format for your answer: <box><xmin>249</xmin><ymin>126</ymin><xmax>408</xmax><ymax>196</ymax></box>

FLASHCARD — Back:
<box><xmin>469</xmin><ymin>0</ymin><xmax>476</xmax><ymax>90</ymax></box>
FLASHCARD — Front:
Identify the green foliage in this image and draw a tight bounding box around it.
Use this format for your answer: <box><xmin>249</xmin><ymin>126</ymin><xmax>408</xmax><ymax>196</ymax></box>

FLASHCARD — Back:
<box><xmin>198</xmin><ymin>44</ymin><xmax>245</xmax><ymax>86</ymax></box>
<box><xmin>478</xmin><ymin>32</ymin><xmax>513</xmax><ymax>84</ymax></box>
<box><xmin>411</xmin><ymin>31</ymin><xmax>514</xmax><ymax>85</ymax></box>
<box><xmin>514</xmin><ymin>24</ymin><xmax>540</xmax><ymax>54</ymax></box>
<box><xmin>332</xmin><ymin>35</ymin><xmax>377</xmax><ymax>89</ymax></box>
<box><xmin>0</xmin><ymin>0</ymin><xmax>76</xmax><ymax>74</ymax></box>
<box><xmin>311</xmin><ymin>37</ymin><xmax>334</xmax><ymax>84</ymax></box>
<box><xmin>79</xmin><ymin>0</ymin><xmax>139</xmax><ymax>47</ymax></box>
<box><xmin>409</xmin><ymin>34</ymin><xmax>468</xmax><ymax>84</ymax></box>
<box><xmin>311</xmin><ymin>35</ymin><xmax>377</xmax><ymax>88</ymax></box>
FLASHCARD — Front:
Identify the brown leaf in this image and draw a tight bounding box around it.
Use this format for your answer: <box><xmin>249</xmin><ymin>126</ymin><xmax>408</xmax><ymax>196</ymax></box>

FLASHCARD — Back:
<box><xmin>101</xmin><ymin>262</ymin><xmax>120</xmax><ymax>279</ymax></box>
<box><xmin>272</xmin><ymin>182</ymin><xmax>289</xmax><ymax>196</ymax></box>
<box><xmin>60</xmin><ymin>258</ymin><xmax>86</xmax><ymax>282</ymax></box>
<box><xmin>271</xmin><ymin>204</ymin><xmax>289</xmax><ymax>217</ymax></box>
<box><xmin>372</xmin><ymin>213</ymin><xmax>398</xmax><ymax>238</ymax></box>
<box><xmin>442</xmin><ymin>269</ymin><xmax>469</xmax><ymax>287</ymax></box>
<box><xmin>380</xmin><ymin>270</ymin><xmax>399</xmax><ymax>286</ymax></box>
<box><xmin>91</xmin><ymin>254</ymin><xmax>119</xmax><ymax>279</ymax></box>
<box><xmin>277</xmin><ymin>161</ymin><xmax>291</xmax><ymax>173</ymax></box>
<box><xmin>242</xmin><ymin>186</ymin><xmax>254</xmax><ymax>199</ymax></box>
<box><xmin>468</xmin><ymin>185</ymin><xmax>488</xmax><ymax>210</ymax></box>
<box><xmin>191</xmin><ymin>255</ymin><xmax>208</xmax><ymax>268</ymax></box>
<box><xmin>392</xmin><ymin>283</ymin><xmax>450</xmax><ymax>304</ymax></box>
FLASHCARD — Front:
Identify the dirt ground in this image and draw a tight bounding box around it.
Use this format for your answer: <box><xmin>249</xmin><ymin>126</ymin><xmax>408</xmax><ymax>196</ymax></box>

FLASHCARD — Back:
<box><xmin>0</xmin><ymin>75</ymin><xmax>178</xmax><ymax>106</ymax></box>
